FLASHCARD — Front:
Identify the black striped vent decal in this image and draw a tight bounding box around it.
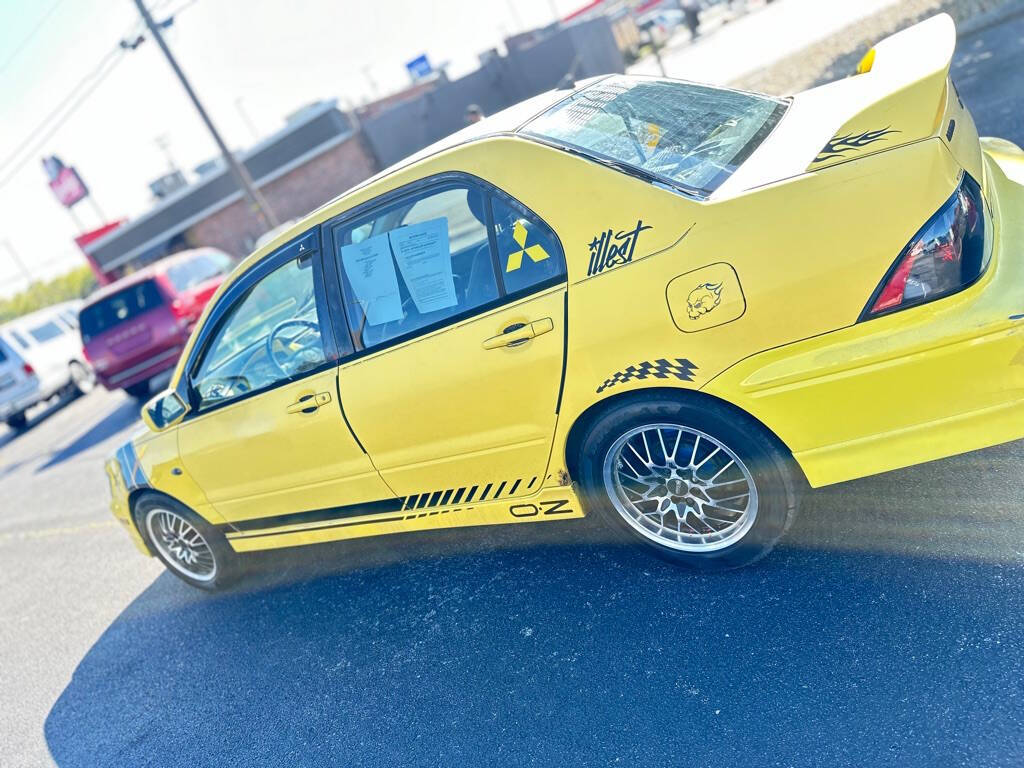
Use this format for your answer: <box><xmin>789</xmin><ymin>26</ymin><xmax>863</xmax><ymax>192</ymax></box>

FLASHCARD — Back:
<box><xmin>401</xmin><ymin>476</ymin><xmax>537</xmax><ymax>511</ymax></box>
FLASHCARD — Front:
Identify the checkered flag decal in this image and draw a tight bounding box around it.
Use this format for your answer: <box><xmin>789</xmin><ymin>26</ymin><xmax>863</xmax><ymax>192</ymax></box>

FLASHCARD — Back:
<box><xmin>596</xmin><ymin>358</ymin><xmax>698</xmax><ymax>394</ymax></box>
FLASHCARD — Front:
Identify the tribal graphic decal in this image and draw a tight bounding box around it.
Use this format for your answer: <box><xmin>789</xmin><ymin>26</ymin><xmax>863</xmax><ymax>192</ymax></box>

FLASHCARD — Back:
<box><xmin>596</xmin><ymin>358</ymin><xmax>698</xmax><ymax>394</ymax></box>
<box><xmin>813</xmin><ymin>127</ymin><xmax>899</xmax><ymax>164</ymax></box>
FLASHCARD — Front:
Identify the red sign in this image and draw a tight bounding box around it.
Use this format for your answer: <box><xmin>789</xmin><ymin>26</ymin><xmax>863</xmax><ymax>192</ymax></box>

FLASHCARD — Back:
<box><xmin>42</xmin><ymin>155</ymin><xmax>89</xmax><ymax>208</ymax></box>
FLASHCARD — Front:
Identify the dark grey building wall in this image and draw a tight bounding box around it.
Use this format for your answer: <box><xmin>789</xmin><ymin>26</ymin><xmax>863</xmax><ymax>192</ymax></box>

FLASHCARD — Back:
<box><xmin>362</xmin><ymin>17</ymin><xmax>625</xmax><ymax>168</ymax></box>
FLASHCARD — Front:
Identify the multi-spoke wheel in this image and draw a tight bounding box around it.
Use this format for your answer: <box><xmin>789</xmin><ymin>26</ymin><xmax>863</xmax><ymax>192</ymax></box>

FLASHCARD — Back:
<box><xmin>134</xmin><ymin>493</ymin><xmax>239</xmax><ymax>590</ymax></box>
<box><xmin>603</xmin><ymin>424</ymin><xmax>758</xmax><ymax>552</ymax></box>
<box><xmin>577</xmin><ymin>395</ymin><xmax>801</xmax><ymax>570</ymax></box>
<box><xmin>146</xmin><ymin>508</ymin><xmax>218</xmax><ymax>582</ymax></box>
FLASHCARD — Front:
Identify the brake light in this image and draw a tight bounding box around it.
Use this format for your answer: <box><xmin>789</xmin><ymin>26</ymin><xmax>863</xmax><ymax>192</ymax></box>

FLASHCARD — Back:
<box><xmin>170</xmin><ymin>297</ymin><xmax>192</xmax><ymax>329</ymax></box>
<box><xmin>862</xmin><ymin>174</ymin><xmax>991</xmax><ymax>319</ymax></box>
<box><xmin>22</xmin><ymin>362</ymin><xmax>34</xmax><ymax>376</ymax></box>
<box><xmin>81</xmin><ymin>346</ymin><xmax>92</xmax><ymax>363</ymax></box>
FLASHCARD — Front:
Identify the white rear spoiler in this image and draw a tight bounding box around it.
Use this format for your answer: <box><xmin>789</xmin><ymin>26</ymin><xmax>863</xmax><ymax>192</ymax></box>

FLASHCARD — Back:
<box><xmin>714</xmin><ymin>14</ymin><xmax>957</xmax><ymax>198</ymax></box>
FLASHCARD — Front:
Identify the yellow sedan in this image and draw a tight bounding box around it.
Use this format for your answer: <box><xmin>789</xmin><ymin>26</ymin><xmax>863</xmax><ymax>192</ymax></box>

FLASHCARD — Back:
<box><xmin>107</xmin><ymin>14</ymin><xmax>1024</xmax><ymax>589</ymax></box>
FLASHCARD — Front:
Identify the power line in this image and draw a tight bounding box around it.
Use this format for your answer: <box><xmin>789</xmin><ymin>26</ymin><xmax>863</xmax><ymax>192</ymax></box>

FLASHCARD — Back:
<box><xmin>0</xmin><ymin>0</ymin><xmax>67</xmax><ymax>78</ymax></box>
<box><xmin>0</xmin><ymin>49</ymin><xmax>126</xmax><ymax>190</ymax></box>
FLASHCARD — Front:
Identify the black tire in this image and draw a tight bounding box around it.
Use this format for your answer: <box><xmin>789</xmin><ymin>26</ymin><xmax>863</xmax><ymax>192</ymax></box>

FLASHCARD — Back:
<box><xmin>575</xmin><ymin>394</ymin><xmax>801</xmax><ymax>570</ymax></box>
<box><xmin>124</xmin><ymin>380</ymin><xmax>151</xmax><ymax>400</ymax></box>
<box><xmin>133</xmin><ymin>492</ymin><xmax>241</xmax><ymax>591</ymax></box>
<box><xmin>5</xmin><ymin>412</ymin><xmax>27</xmax><ymax>430</ymax></box>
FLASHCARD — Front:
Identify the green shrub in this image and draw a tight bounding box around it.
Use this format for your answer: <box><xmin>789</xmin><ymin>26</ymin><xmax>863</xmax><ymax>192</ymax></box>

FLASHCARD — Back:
<box><xmin>0</xmin><ymin>266</ymin><xmax>98</xmax><ymax>323</ymax></box>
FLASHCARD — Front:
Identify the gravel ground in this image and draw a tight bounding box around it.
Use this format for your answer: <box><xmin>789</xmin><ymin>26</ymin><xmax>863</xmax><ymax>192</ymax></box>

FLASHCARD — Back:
<box><xmin>732</xmin><ymin>0</ymin><xmax>1022</xmax><ymax>93</ymax></box>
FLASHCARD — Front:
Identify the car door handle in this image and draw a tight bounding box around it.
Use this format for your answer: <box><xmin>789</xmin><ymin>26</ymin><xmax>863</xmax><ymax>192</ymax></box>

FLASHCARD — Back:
<box><xmin>481</xmin><ymin>317</ymin><xmax>554</xmax><ymax>350</ymax></box>
<box><xmin>286</xmin><ymin>391</ymin><xmax>331</xmax><ymax>414</ymax></box>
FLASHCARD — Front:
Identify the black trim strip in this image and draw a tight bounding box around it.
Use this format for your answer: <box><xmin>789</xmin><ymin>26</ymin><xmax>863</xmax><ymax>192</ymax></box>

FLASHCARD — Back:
<box><xmin>555</xmin><ymin>290</ymin><xmax>568</xmax><ymax>414</ymax></box>
<box><xmin>439</xmin><ymin>489</ymin><xmax>453</xmax><ymax>506</ymax></box>
<box><xmin>224</xmin><ymin>497</ymin><xmax>404</xmax><ymax>533</ymax></box>
<box><xmin>465</xmin><ymin>485</ymin><xmax>478</xmax><ymax>503</ymax></box>
<box><xmin>479</xmin><ymin>482</ymin><xmax>493</xmax><ymax>501</ymax></box>
<box><xmin>451</xmin><ymin>487</ymin><xmax>465</xmax><ymax>504</ymax></box>
<box><xmin>335</xmin><ymin>373</ymin><xmax>367</xmax><ymax>453</ymax></box>
<box><xmin>508</xmin><ymin>478</ymin><xmax>521</xmax><ymax>496</ymax></box>
<box><xmin>494</xmin><ymin>480</ymin><xmax>507</xmax><ymax>498</ymax></box>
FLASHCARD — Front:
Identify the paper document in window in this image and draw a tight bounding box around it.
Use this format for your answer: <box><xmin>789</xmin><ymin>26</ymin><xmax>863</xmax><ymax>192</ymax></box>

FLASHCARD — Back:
<box><xmin>339</xmin><ymin>233</ymin><xmax>403</xmax><ymax>325</ymax></box>
<box><xmin>389</xmin><ymin>217</ymin><xmax>457</xmax><ymax>314</ymax></box>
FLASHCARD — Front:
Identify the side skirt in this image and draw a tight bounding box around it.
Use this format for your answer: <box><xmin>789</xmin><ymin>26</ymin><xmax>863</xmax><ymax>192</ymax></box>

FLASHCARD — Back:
<box><xmin>225</xmin><ymin>485</ymin><xmax>584</xmax><ymax>553</ymax></box>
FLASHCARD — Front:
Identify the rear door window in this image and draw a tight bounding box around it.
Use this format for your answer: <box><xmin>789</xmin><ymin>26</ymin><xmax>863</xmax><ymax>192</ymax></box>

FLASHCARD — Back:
<box><xmin>80</xmin><ymin>280</ymin><xmax>165</xmax><ymax>342</ymax></box>
<box><xmin>8</xmin><ymin>329</ymin><xmax>30</xmax><ymax>349</ymax></box>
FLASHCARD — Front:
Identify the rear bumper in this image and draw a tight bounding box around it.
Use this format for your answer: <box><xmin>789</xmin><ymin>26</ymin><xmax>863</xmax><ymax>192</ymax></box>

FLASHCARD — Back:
<box><xmin>703</xmin><ymin>142</ymin><xmax>1024</xmax><ymax>487</ymax></box>
<box><xmin>0</xmin><ymin>386</ymin><xmax>43</xmax><ymax>419</ymax></box>
<box><xmin>98</xmin><ymin>346</ymin><xmax>182</xmax><ymax>391</ymax></box>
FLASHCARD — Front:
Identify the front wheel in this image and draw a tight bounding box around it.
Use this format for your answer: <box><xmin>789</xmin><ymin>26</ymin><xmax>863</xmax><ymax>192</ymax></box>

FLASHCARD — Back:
<box><xmin>576</xmin><ymin>395</ymin><xmax>802</xmax><ymax>570</ymax></box>
<box><xmin>134</xmin><ymin>493</ymin><xmax>240</xmax><ymax>590</ymax></box>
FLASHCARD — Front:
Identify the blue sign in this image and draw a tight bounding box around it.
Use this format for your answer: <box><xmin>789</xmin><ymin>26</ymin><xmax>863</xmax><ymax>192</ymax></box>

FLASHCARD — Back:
<box><xmin>405</xmin><ymin>54</ymin><xmax>432</xmax><ymax>81</ymax></box>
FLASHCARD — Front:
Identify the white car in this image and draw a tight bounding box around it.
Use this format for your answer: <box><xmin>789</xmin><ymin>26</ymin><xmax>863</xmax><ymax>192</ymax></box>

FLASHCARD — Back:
<box><xmin>0</xmin><ymin>301</ymin><xmax>95</xmax><ymax>430</ymax></box>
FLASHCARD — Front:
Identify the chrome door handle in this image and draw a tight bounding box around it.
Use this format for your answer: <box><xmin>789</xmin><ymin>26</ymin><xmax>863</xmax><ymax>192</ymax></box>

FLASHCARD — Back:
<box><xmin>286</xmin><ymin>391</ymin><xmax>331</xmax><ymax>414</ymax></box>
<box><xmin>482</xmin><ymin>318</ymin><xmax>554</xmax><ymax>350</ymax></box>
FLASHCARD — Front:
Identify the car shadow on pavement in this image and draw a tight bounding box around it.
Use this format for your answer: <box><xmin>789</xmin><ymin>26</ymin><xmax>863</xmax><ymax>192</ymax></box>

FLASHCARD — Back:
<box><xmin>35</xmin><ymin>397</ymin><xmax>141</xmax><ymax>474</ymax></box>
<box><xmin>44</xmin><ymin>442</ymin><xmax>1024</xmax><ymax>768</ymax></box>
<box><xmin>0</xmin><ymin>391</ymin><xmax>80</xmax><ymax>452</ymax></box>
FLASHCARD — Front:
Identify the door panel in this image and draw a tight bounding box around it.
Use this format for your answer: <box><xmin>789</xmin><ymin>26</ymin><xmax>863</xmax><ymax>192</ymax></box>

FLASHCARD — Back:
<box><xmin>178</xmin><ymin>368</ymin><xmax>392</xmax><ymax>522</ymax></box>
<box><xmin>338</xmin><ymin>287</ymin><xmax>565</xmax><ymax>499</ymax></box>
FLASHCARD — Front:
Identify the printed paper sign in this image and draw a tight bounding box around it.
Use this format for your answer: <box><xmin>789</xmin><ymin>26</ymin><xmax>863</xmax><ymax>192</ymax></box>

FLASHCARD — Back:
<box><xmin>389</xmin><ymin>217</ymin><xmax>457</xmax><ymax>314</ymax></box>
<box><xmin>339</xmin><ymin>233</ymin><xmax>403</xmax><ymax>325</ymax></box>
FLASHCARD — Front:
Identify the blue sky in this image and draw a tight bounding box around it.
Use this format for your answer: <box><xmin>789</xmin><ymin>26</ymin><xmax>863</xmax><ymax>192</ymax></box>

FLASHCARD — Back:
<box><xmin>0</xmin><ymin>0</ymin><xmax>575</xmax><ymax>297</ymax></box>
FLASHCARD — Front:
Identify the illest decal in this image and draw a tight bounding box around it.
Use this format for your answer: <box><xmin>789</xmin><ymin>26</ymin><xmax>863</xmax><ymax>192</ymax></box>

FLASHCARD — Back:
<box><xmin>505</xmin><ymin>219</ymin><xmax>551</xmax><ymax>272</ymax></box>
<box><xmin>596</xmin><ymin>358</ymin><xmax>698</xmax><ymax>394</ymax></box>
<box><xmin>587</xmin><ymin>219</ymin><xmax>652</xmax><ymax>277</ymax></box>
<box><xmin>686</xmin><ymin>282</ymin><xmax>723</xmax><ymax>319</ymax></box>
<box><xmin>813</xmin><ymin>127</ymin><xmax>899</xmax><ymax>164</ymax></box>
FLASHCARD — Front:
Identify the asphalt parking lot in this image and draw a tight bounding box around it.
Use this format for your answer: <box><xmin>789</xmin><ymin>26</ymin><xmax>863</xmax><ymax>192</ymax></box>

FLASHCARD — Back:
<box><xmin>3</xmin><ymin>12</ymin><xmax>1024</xmax><ymax>768</ymax></box>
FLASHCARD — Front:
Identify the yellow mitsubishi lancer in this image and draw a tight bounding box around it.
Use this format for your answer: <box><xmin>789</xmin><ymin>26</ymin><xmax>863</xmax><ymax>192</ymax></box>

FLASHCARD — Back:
<box><xmin>107</xmin><ymin>15</ymin><xmax>1024</xmax><ymax>589</ymax></box>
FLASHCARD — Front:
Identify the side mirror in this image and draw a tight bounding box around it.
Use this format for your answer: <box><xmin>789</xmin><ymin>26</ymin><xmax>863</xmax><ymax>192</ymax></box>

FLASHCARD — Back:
<box><xmin>140</xmin><ymin>389</ymin><xmax>190</xmax><ymax>432</ymax></box>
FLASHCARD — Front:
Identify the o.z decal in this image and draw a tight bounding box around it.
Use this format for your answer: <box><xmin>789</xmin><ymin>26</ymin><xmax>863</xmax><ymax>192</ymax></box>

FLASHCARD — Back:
<box><xmin>509</xmin><ymin>499</ymin><xmax>573</xmax><ymax>518</ymax></box>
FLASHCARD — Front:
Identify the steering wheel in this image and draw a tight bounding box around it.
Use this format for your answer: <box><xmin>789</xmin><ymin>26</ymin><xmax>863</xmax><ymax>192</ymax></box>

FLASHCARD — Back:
<box><xmin>266</xmin><ymin>319</ymin><xmax>323</xmax><ymax>377</ymax></box>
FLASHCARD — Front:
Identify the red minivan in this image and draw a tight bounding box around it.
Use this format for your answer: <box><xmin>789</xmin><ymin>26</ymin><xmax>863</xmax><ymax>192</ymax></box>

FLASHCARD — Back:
<box><xmin>80</xmin><ymin>249</ymin><xmax>234</xmax><ymax>399</ymax></box>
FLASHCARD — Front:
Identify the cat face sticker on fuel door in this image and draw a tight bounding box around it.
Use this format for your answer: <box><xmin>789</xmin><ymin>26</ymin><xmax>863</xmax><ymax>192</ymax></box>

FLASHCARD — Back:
<box><xmin>666</xmin><ymin>263</ymin><xmax>745</xmax><ymax>332</ymax></box>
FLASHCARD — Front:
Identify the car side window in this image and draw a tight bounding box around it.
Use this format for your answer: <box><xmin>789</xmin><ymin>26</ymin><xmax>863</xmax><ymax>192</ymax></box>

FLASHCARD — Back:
<box><xmin>190</xmin><ymin>256</ymin><xmax>326</xmax><ymax>410</ymax></box>
<box><xmin>334</xmin><ymin>184</ymin><xmax>500</xmax><ymax>349</ymax></box>
<box><xmin>490</xmin><ymin>196</ymin><xmax>566</xmax><ymax>295</ymax></box>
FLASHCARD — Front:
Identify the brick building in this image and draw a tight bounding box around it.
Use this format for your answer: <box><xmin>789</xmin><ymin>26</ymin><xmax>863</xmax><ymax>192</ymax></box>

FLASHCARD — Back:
<box><xmin>84</xmin><ymin>101</ymin><xmax>379</xmax><ymax>281</ymax></box>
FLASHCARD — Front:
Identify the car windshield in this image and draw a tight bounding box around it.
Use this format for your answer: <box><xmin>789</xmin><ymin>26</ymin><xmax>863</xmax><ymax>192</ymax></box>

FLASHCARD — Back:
<box><xmin>165</xmin><ymin>252</ymin><xmax>231</xmax><ymax>293</ymax></box>
<box><xmin>522</xmin><ymin>76</ymin><xmax>787</xmax><ymax>196</ymax></box>
<box><xmin>80</xmin><ymin>280</ymin><xmax>164</xmax><ymax>342</ymax></box>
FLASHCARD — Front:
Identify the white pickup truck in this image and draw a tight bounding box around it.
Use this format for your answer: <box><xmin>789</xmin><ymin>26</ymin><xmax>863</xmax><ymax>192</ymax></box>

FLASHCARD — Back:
<box><xmin>0</xmin><ymin>301</ymin><xmax>95</xmax><ymax>430</ymax></box>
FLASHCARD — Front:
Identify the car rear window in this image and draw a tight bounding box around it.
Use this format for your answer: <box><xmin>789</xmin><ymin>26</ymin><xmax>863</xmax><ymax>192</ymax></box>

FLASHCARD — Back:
<box><xmin>521</xmin><ymin>76</ymin><xmax>787</xmax><ymax>197</ymax></box>
<box><xmin>80</xmin><ymin>280</ymin><xmax>164</xmax><ymax>342</ymax></box>
<box><xmin>28</xmin><ymin>321</ymin><xmax>65</xmax><ymax>343</ymax></box>
<box><xmin>165</xmin><ymin>251</ymin><xmax>231</xmax><ymax>293</ymax></box>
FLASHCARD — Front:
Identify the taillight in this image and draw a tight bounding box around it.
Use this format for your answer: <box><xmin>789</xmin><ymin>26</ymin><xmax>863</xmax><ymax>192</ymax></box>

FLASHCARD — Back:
<box><xmin>81</xmin><ymin>346</ymin><xmax>92</xmax><ymax>363</ymax></box>
<box><xmin>861</xmin><ymin>173</ymin><xmax>992</xmax><ymax>320</ymax></box>
<box><xmin>22</xmin><ymin>362</ymin><xmax>34</xmax><ymax>376</ymax></box>
<box><xmin>170</xmin><ymin>297</ymin><xmax>191</xmax><ymax>329</ymax></box>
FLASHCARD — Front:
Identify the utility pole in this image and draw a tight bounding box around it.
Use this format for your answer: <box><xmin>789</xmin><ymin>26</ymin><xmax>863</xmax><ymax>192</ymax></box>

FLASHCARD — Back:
<box><xmin>2</xmin><ymin>240</ymin><xmax>32</xmax><ymax>286</ymax></box>
<box><xmin>130</xmin><ymin>0</ymin><xmax>278</xmax><ymax>230</ymax></box>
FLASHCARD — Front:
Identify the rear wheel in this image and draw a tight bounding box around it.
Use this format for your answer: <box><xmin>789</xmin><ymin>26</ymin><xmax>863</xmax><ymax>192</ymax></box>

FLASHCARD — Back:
<box><xmin>68</xmin><ymin>361</ymin><xmax>95</xmax><ymax>396</ymax></box>
<box><xmin>134</xmin><ymin>493</ymin><xmax>240</xmax><ymax>590</ymax></box>
<box><xmin>576</xmin><ymin>395</ymin><xmax>801</xmax><ymax>570</ymax></box>
<box><xmin>124</xmin><ymin>380</ymin><xmax>151</xmax><ymax>400</ymax></box>
<box><xmin>5</xmin><ymin>412</ymin><xmax>27</xmax><ymax>430</ymax></box>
